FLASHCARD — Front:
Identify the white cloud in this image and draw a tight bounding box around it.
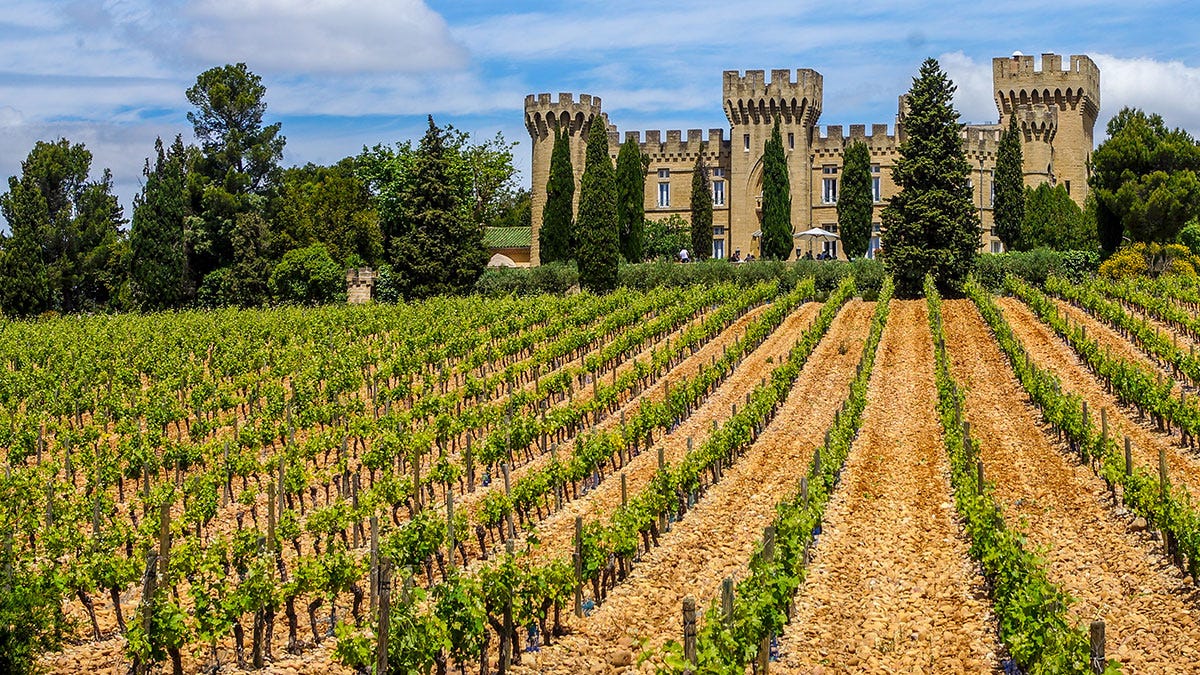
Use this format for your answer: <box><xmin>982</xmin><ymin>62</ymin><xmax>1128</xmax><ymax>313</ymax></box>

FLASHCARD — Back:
<box><xmin>182</xmin><ymin>0</ymin><xmax>467</xmax><ymax>74</ymax></box>
<box><xmin>1092</xmin><ymin>54</ymin><xmax>1200</xmax><ymax>135</ymax></box>
<box><xmin>939</xmin><ymin>51</ymin><xmax>1000</xmax><ymax>125</ymax></box>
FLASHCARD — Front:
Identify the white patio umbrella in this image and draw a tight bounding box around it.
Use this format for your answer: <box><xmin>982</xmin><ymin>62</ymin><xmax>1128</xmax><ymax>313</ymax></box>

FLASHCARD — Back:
<box><xmin>794</xmin><ymin>227</ymin><xmax>840</xmax><ymax>258</ymax></box>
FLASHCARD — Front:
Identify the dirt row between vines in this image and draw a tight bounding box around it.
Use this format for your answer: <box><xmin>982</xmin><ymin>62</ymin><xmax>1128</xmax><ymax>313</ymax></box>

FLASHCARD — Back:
<box><xmin>945</xmin><ymin>299</ymin><xmax>1200</xmax><ymax>672</ymax></box>
<box><xmin>512</xmin><ymin>299</ymin><xmax>876</xmax><ymax>674</ymax></box>
<box><xmin>777</xmin><ymin>300</ymin><xmax>1002</xmax><ymax>674</ymax></box>
<box><xmin>503</xmin><ymin>301</ymin><xmax>825</xmax><ymax>571</ymax></box>
<box><xmin>1050</xmin><ymin>296</ymin><xmax>1183</xmax><ymax>395</ymax></box>
<box><xmin>1000</xmin><ymin>296</ymin><xmax>1200</xmax><ymax>540</ymax></box>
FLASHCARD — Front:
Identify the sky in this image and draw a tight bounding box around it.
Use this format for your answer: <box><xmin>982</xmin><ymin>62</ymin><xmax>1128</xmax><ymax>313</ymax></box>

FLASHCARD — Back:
<box><xmin>3</xmin><ymin>0</ymin><xmax>1200</xmax><ymax>225</ymax></box>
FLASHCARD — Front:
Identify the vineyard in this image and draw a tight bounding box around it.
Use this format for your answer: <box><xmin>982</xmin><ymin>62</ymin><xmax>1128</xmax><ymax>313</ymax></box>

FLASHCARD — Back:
<box><xmin>8</xmin><ymin>271</ymin><xmax>1200</xmax><ymax>675</ymax></box>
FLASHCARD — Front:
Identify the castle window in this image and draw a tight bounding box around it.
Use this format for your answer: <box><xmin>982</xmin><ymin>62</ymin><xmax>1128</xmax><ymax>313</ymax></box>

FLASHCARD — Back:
<box><xmin>713</xmin><ymin>226</ymin><xmax>726</xmax><ymax>235</ymax></box>
<box><xmin>868</xmin><ymin>235</ymin><xmax>881</xmax><ymax>259</ymax></box>
<box><xmin>991</xmin><ymin>240</ymin><xmax>1004</xmax><ymax>254</ymax></box>
<box><xmin>712</xmin><ymin>180</ymin><xmax>725</xmax><ymax>206</ymax></box>
<box><xmin>822</xmin><ymin>177</ymin><xmax>838</xmax><ymax>204</ymax></box>
<box><xmin>658</xmin><ymin>181</ymin><xmax>670</xmax><ymax>208</ymax></box>
<box><xmin>823</xmin><ymin>165</ymin><xmax>838</xmax><ymax>174</ymax></box>
<box><xmin>658</xmin><ymin>168</ymin><xmax>670</xmax><ymax>178</ymax></box>
<box><xmin>712</xmin><ymin>238</ymin><xmax>726</xmax><ymax>260</ymax></box>
<box><xmin>788</xmin><ymin>133</ymin><xmax>795</xmax><ymax>150</ymax></box>
<box><xmin>1065</xmin><ymin>180</ymin><xmax>1071</xmax><ymax>195</ymax></box>
<box><xmin>713</xmin><ymin>168</ymin><xmax>725</xmax><ymax>177</ymax></box>
<box><xmin>744</xmin><ymin>134</ymin><xmax>750</xmax><ymax>151</ymax></box>
<box><xmin>990</xmin><ymin>172</ymin><xmax>996</xmax><ymax>206</ymax></box>
<box><xmin>872</xmin><ymin>176</ymin><xmax>881</xmax><ymax>202</ymax></box>
<box><xmin>871</xmin><ymin>164</ymin><xmax>881</xmax><ymax>173</ymax></box>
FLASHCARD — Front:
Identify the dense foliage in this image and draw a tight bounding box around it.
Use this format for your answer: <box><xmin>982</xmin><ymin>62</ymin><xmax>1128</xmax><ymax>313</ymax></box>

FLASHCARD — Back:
<box><xmin>1020</xmin><ymin>183</ymin><xmax>1093</xmax><ymax>251</ymax></box>
<box><xmin>575</xmin><ymin>120</ymin><xmax>620</xmax><ymax>293</ymax></box>
<box><xmin>881</xmin><ymin>58</ymin><xmax>980</xmax><ymax>298</ymax></box>
<box><xmin>539</xmin><ymin>128</ymin><xmax>576</xmax><ymax>264</ymax></box>
<box><xmin>759</xmin><ymin>118</ymin><xmax>793</xmax><ymax>260</ymax></box>
<box><xmin>690</xmin><ymin>155</ymin><xmax>713</xmax><ymax>261</ymax></box>
<box><xmin>615</xmin><ymin>137</ymin><xmax>646</xmax><ymax>263</ymax></box>
<box><xmin>992</xmin><ymin>115</ymin><xmax>1025</xmax><ymax>251</ymax></box>
<box><xmin>836</xmin><ymin>140</ymin><xmax>873</xmax><ymax>259</ymax></box>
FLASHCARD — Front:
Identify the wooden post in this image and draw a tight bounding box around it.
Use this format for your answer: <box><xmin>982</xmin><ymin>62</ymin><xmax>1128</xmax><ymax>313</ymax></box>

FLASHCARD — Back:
<box><xmin>446</xmin><ymin>487</ymin><xmax>455</xmax><ymax>571</ymax></box>
<box><xmin>621</xmin><ymin>473</ymin><xmax>627</xmax><ymax>506</ymax></box>
<box><xmin>157</xmin><ymin>501</ymin><xmax>171</xmax><ymax>579</ymax></box>
<box><xmin>1089</xmin><ymin>620</ymin><xmax>1105</xmax><ymax>674</ymax></box>
<box><xmin>658</xmin><ymin>447</ymin><xmax>665</xmax><ymax>470</ymax></box>
<box><xmin>800</xmin><ymin>476</ymin><xmax>809</xmax><ymax>507</ymax></box>
<box><xmin>687</xmin><ymin>437</ymin><xmax>693</xmax><ymax>453</ymax></box>
<box><xmin>756</xmin><ymin>528</ymin><xmax>773</xmax><ymax>675</ymax></box>
<box><xmin>683</xmin><ymin>597</ymin><xmax>697</xmax><ymax>666</ymax></box>
<box><xmin>1101</xmin><ymin>407</ymin><xmax>1108</xmax><ymax>445</ymax></box>
<box><xmin>1160</xmin><ymin>446</ymin><xmax>1169</xmax><ymax>495</ymax></box>
<box><xmin>574</xmin><ymin>517</ymin><xmax>583</xmax><ymax>618</ymax></box>
<box><xmin>503</xmin><ymin>463</ymin><xmax>515</xmax><ymax>540</ymax></box>
<box><xmin>465</xmin><ymin>437</ymin><xmax>475</xmax><ymax>493</ymax></box>
<box><xmin>369</xmin><ymin>516</ymin><xmax>379</xmax><ymax>616</ymax></box>
<box><xmin>731</xmin><ymin>403</ymin><xmax>737</xmax><ymax>417</ymax></box>
<box><xmin>721</xmin><ymin>577</ymin><xmax>734</xmax><ymax>630</ymax></box>
<box><xmin>976</xmin><ymin>459</ymin><xmax>985</xmax><ymax>494</ymax></box>
<box><xmin>376</xmin><ymin>559</ymin><xmax>391</xmax><ymax>675</ymax></box>
<box><xmin>267</xmin><ymin>483</ymin><xmax>276</xmax><ymax>552</ymax></box>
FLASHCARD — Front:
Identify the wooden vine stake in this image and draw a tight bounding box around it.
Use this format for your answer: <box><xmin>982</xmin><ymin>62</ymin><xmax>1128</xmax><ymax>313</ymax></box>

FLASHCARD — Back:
<box><xmin>574</xmin><ymin>517</ymin><xmax>584</xmax><ymax>618</ymax></box>
<box><xmin>682</xmin><ymin>597</ymin><xmax>697</xmax><ymax>668</ymax></box>
<box><xmin>446</xmin><ymin>486</ymin><xmax>456</xmax><ymax>571</ymax></box>
<box><xmin>376</xmin><ymin>558</ymin><xmax>392</xmax><ymax>675</ymax></box>
<box><xmin>1124</xmin><ymin>437</ymin><xmax>1133</xmax><ymax>478</ymax></box>
<box><xmin>369</xmin><ymin>516</ymin><xmax>379</xmax><ymax>617</ymax></box>
<box><xmin>721</xmin><ymin>577</ymin><xmax>734</xmax><ymax>630</ymax></box>
<box><xmin>756</xmin><ymin>526</ymin><xmax>776</xmax><ymax>673</ymax></box>
<box><xmin>1089</xmin><ymin>620</ymin><xmax>1106</xmax><ymax>674</ymax></box>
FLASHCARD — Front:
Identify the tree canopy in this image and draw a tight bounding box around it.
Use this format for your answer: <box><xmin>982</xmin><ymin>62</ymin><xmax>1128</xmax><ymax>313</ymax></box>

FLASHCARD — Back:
<box><xmin>837</xmin><ymin>140</ymin><xmax>872</xmax><ymax>259</ymax></box>
<box><xmin>539</xmin><ymin>128</ymin><xmax>576</xmax><ymax>264</ymax></box>
<box><xmin>616</xmin><ymin>137</ymin><xmax>646</xmax><ymax>263</ymax></box>
<box><xmin>760</xmin><ymin>118</ymin><xmax>793</xmax><ymax>260</ymax></box>
<box><xmin>1020</xmin><ymin>182</ymin><xmax>1095</xmax><ymax>251</ymax></box>
<box><xmin>881</xmin><ymin>58</ymin><xmax>980</xmax><ymax>298</ymax></box>
<box><xmin>129</xmin><ymin>136</ymin><xmax>195</xmax><ymax>310</ymax></box>
<box><xmin>992</xmin><ymin>115</ymin><xmax>1025</xmax><ymax>251</ymax></box>
<box><xmin>690</xmin><ymin>155</ymin><xmax>713</xmax><ymax>261</ymax></box>
<box><xmin>575</xmin><ymin>119</ymin><xmax>620</xmax><ymax>293</ymax></box>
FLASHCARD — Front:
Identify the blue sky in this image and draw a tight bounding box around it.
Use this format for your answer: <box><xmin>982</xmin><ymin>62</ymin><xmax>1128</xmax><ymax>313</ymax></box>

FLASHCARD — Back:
<box><xmin>2</xmin><ymin>0</ymin><xmax>1199</xmax><ymax>222</ymax></box>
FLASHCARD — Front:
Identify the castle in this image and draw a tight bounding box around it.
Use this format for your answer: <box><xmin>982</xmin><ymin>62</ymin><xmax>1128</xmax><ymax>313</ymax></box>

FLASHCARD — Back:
<box><xmin>523</xmin><ymin>53</ymin><xmax>1099</xmax><ymax>263</ymax></box>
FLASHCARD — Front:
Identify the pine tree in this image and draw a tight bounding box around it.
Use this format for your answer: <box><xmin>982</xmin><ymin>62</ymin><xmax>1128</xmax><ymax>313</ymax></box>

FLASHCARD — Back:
<box><xmin>540</xmin><ymin>127</ymin><xmax>575</xmax><ymax>263</ymax></box>
<box><xmin>993</xmin><ymin>114</ymin><xmax>1025</xmax><ymax>251</ymax></box>
<box><xmin>881</xmin><ymin>58</ymin><xmax>980</xmax><ymax>299</ymax></box>
<box><xmin>391</xmin><ymin>116</ymin><xmax>487</xmax><ymax>298</ymax></box>
<box><xmin>615</xmin><ymin>137</ymin><xmax>646</xmax><ymax>262</ymax></box>
<box><xmin>690</xmin><ymin>154</ymin><xmax>713</xmax><ymax>261</ymax></box>
<box><xmin>130</xmin><ymin>136</ymin><xmax>192</xmax><ymax>310</ymax></box>
<box><xmin>837</xmin><ymin>140</ymin><xmax>873</xmax><ymax>259</ymax></box>
<box><xmin>760</xmin><ymin>118</ymin><xmax>793</xmax><ymax>260</ymax></box>
<box><xmin>575</xmin><ymin>119</ymin><xmax>619</xmax><ymax>293</ymax></box>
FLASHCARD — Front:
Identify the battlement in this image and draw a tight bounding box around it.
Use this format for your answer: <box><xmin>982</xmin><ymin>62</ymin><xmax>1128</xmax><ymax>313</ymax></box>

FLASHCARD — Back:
<box><xmin>723</xmin><ymin>68</ymin><xmax>823</xmax><ymax>127</ymax></box>
<box><xmin>993</xmin><ymin>54</ymin><xmax>1099</xmax><ymax>120</ymax></box>
<box><xmin>625</xmin><ymin>128</ymin><xmax>727</xmax><ymax>158</ymax></box>
<box><xmin>525</xmin><ymin>92</ymin><xmax>605</xmax><ymax>139</ymax></box>
<box><xmin>811</xmin><ymin>123</ymin><xmax>897</xmax><ymax>155</ymax></box>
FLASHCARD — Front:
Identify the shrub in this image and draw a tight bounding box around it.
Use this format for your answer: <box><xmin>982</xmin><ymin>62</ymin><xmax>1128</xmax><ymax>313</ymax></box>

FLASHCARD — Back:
<box><xmin>473</xmin><ymin>261</ymin><xmax>578</xmax><ymax>296</ymax></box>
<box><xmin>269</xmin><ymin>244</ymin><xmax>346</xmax><ymax>305</ymax></box>
<box><xmin>1099</xmin><ymin>242</ymin><xmax>1200</xmax><ymax>280</ymax></box>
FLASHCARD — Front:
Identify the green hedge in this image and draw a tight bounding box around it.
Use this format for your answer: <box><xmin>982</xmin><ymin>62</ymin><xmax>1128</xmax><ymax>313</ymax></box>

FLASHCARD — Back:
<box><xmin>973</xmin><ymin>248</ymin><xmax>1098</xmax><ymax>292</ymax></box>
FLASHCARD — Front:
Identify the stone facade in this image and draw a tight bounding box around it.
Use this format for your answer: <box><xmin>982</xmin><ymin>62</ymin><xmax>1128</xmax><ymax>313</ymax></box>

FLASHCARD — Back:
<box><xmin>345</xmin><ymin>268</ymin><xmax>376</xmax><ymax>304</ymax></box>
<box><xmin>524</xmin><ymin>53</ymin><xmax>1099</xmax><ymax>263</ymax></box>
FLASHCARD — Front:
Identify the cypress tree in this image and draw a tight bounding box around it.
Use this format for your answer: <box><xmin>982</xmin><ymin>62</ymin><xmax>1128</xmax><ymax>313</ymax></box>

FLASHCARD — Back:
<box><xmin>881</xmin><ymin>58</ymin><xmax>980</xmax><ymax>299</ymax></box>
<box><xmin>540</xmin><ymin>127</ymin><xmax>575</xmax><ymax>263</ymax></box>
<box><xmin>993</xmin><ymin>114</ymin><xmax>1025</xmax><ymax>251</ymax></box>
<box><xmin>615</xmin><ymin>137</ymin><xmax>646</xmax><ymax>262</ymax></box>
<box><xmin>391</xmin><ymin>116</ymin><xmax>487</xmax><ymax>298</ymax></box>
<box><xmin>837</xmin><ymin>140</ymin><xmax>873</xmax><ymax>259</ymax></box>
<box><xmin>575</xmin><ymin>119</ymin><xmax>619</xmax><ymax>293</ymax></box>
<box><xmin>130</xmin><ymin>136</ymin><xmax>192</xmax><ymax>310</ymax></box>
<box><xmin>760</xmin><ymin>118</ymin><xmax>793</xmax><ymax>260</ymax></box>
<box><xmin>690</xmin><ymin>154</ymin><xmax>713</xmax><ymax>261</ymax></box>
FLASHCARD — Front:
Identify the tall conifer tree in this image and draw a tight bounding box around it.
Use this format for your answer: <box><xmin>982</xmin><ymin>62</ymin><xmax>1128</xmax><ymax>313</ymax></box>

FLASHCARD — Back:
<box><xmin>130</xmin><ymin>136</ymin><xmax>192</xmax><ymax>309</ymax></box>
<box><xmin>391</xmin><ymin>116</ymin><xmax>487</xmax><ymax>297</ymax></box>
<box><xmin>540</xmin><ymin>127</ymin><xmax>575</xmax><ymax>263</ymax></box>
<box><xmin>690</xmin><ymin>154</ymin><xmax>713</xmax><ymax>260</ymax></box>
<box><xmin>993</xmin><ymin>114</ymin><xmax>1025</xmax><ymax>251</ymax></box>
<box><xmin>615</xmin><ymin>137</ymin><xmax>645</xmax><ymax>262</ymax></box>
<box><xmin>760</xmin><ymin>118</ymin><xmax>793</xmax><ymax>260</ymax></box>
<box><xmin>837</xmin><ymin>140</ymin><xmax>873</xmax><ymax>259</ymax></box>
<box><xmin>881</xmin><ymin>58</ymin><xmax>980</xmax><ymax>298</ymax></box>
<box><xmin>575</xmin><ymin>119</ymin><xmax>619</xmax><ymax>293</ymax></box>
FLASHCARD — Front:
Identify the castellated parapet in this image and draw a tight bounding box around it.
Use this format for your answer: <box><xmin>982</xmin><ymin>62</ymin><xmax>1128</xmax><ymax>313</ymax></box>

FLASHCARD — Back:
<box><xmin>722</xmin><ymin>69</ymin><xmax>823</xmax><ymax>127</ymax></box>
<box><xmin>812</xmin><ymin>124</ymin><xmax>897</xmax><ymax>157</ymax></box>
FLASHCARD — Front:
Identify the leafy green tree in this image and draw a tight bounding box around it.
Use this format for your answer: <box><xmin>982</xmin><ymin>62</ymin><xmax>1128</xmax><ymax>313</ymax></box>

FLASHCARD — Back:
<box><xmin>493</xmin><ymin>188</ymin><xmax>531</xmax><ymax>229</ymax></box>
<box><xmin>881</xmin><ymin>58</ymin><xmax>980</xmax><ymax>298</ymax></box>
<box><xmin>269</xmin><ymin>244</ymin><xmax>346</xmax><ymax>304</ymax></box>
<box><xmin>575</xmin><ymin>119</ymin><xmax>620</xmax><ymax>293</ymax></box>
<box><xmin>760</xmin><ymin>118</ymin><xmax>792</xmax><ymax>260</ymax></box>
<box><xmin>837</xmin><ymin>140</ymin><xmax>872</xmax><ymax>259</ymax></box>
<box><xmin>0</xmin><ymin>138</ymin><xmax>126</xmax><ymax>315</ymax></box>
<box><xmin>1091</xmin><ymin>107</ymin><xmax>1200</xmax><ymax>253</ymax></box>
<box><xmin>1021</xmin><ymin>183</ymin><xmax>1095</xmax><ymax>250</ymax></box>
<box><xmin>186</xmin><ymin>63</ymin><xmax>285</xmax><ymax>194</ymax></box>
<box><xmin>992</xmin><ymin>115</ymin><xmax>1025</xmax><ymax>251</ymax></box>
<box><xmin>271</xmin><ymin>159</ymin><xmax>382</xmax><ymax>267</ymax></box>
<box><xmin>130</xmin><ymin>136</ymin><xmax>194</xmax><ymax>310</ymax></box>
<box><xmin>1178</xmin><ymin>219</ymin><xmax>1200</xmax><ymax>255</ymax></box>
<box><xmin>690</xmin><ymin>155</ymin><xmax>713</xmax><ymax>261</ymax></box>
<box><xmin>539</xmin><ymin>128</ymin><xmax>576</xmax><ymax>263</ymax></box>
<box><xmin>642</xmin><ymin>215</ymin><xmax>690</xmax><ymax>261</ymax></box>
<box><xmin>616</xmin><ymin>137</ymin><xmax>646</xmax><ymax>262</ymax></box>
<box><xmin>386</xmin><ymin>116</ymin><xmax>488</xmax><ymax>298</ymax></box>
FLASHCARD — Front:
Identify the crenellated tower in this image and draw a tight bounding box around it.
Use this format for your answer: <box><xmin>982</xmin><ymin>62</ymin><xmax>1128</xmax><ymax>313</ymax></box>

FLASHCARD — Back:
<box><xmin>993</xmin><ymin>53</ymin><xmax>1099</xmax><ymax>207</ymax></box>
<box><xmin>524</xmin><ymin>93</ymin><xmax>605</xmax><ymax>264</ymax></box>
<box><xmin>722</xmin><ymin>69</ymin><xmax>822</xmax><ymax>256</ymax></box>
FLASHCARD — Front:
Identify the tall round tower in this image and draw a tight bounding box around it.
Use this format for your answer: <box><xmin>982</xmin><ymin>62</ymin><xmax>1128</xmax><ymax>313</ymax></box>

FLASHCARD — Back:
<box><xmin>722</xmin><ymin>69</ymin><xmax>822</xmax><ymax>258</ymax></box>
<box><xmin>993</xmin><ymin>53</ymin><xmax>1099</xmax><ymax>207</ymax></box>
<box><xmin>524</xmin><ymin>92</ymin><xmax>604</xmax><ymax>265</ymax></box>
